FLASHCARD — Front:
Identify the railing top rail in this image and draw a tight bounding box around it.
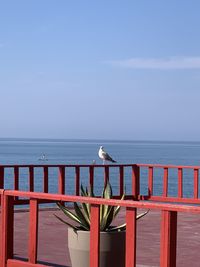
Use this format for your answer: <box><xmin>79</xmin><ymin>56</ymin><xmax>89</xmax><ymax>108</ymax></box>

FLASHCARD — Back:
<box><xmin>138</xmin><ymin>163</ymin><xmax>200</xmax><ymax>169</ymax></box>
<box><xmin>0</xmin><ymin>163</ymin><xmax>200</xmax><ymax>169</ymax></box>
<box><xmin>2</xmin><ymin>189</ymin><xmax>200</xmax><ymax>213</ymax></box>
<box><xmin>0</xmin><ymin>164</ymin><xmax>137</xmax><ymax>168</ymax></box>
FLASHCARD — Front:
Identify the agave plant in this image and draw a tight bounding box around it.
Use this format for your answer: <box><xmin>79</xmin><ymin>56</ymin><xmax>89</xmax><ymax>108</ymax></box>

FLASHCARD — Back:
<box><xmin>55</xmin><ymin>182</ymin><xmax>148</xmax><ymax>232</ymax></box>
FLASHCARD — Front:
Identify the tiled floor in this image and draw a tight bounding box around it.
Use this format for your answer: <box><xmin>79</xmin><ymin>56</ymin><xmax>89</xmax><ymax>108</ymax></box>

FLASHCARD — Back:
<box><xmin>13</xmin><ymin>207</ymin><xmax>200</xmax><ymax>266</ymax></box>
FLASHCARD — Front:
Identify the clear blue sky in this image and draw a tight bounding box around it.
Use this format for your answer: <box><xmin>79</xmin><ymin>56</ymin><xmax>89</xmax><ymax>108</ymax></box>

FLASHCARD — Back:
<box><xmin>1</xmin><ymin>1</ymin><xmax>200</xmax><ymax>141</ymax></box>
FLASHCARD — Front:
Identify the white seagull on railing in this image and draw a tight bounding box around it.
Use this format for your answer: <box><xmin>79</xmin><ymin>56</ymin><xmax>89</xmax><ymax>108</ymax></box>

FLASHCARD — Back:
<box><xmin>98</xmin><ymin>146</ymin><xmax>116</xmax><ymax>164</ymax></box>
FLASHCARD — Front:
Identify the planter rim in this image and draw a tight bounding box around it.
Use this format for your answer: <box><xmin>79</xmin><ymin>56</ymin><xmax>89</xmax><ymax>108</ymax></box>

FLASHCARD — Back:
<box><xmin>68</xmin><ymin>228</ymin><xmax>126</xmax><ymax>234</ymax></box>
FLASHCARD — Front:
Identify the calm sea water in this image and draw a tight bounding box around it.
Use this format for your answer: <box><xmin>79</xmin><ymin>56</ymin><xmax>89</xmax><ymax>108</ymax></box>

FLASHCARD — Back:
<box><xmin>0</xmin><ymin>138</ymin><xmax>200</xmax><ymax>197</ymax></box>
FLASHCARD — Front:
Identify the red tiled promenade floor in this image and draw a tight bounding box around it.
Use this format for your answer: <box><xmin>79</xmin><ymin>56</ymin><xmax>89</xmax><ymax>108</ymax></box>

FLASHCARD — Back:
<box><xmin>13</xmin><ymin>207</ymin><xmax>200</xmax><ymax>267</ymax></box>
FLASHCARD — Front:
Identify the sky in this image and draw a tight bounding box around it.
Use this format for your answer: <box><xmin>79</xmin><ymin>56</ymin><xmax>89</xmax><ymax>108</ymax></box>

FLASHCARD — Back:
<box><xmin>1</xmin><ymin>1</ymin><xmax>200</xmax><ymax>141</ymax></box>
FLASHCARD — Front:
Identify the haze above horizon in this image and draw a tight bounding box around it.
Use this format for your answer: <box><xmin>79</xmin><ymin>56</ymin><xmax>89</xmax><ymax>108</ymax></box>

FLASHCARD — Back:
<box><xmin>1</xmin><ymin>1</ymin><xmax>200</xmax><ymax>141</ymax></box>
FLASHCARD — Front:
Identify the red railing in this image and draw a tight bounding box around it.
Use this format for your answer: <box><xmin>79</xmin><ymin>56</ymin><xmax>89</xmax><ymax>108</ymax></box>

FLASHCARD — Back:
<box><xmin>0</xmin><ymin>163</ymin><xmax>200</xmax><ymax>204</ymax></box>
<box><xmin>0</xmin><ymin>164</ymin><xmax>140</xmax><ymax>203</ymax></box>
<box><xmin>138</xmin><ymin>164</ymin><xmax>200</xmax><ymax>204</ymax></box>
<box><xmin>0</xmin><ymin>163</ymin><xmax>200</xmax><ymax>266</ymax></box>
<box><xmin>1</xmin><ymin>189</ymin><xmax>200</xmax><ymax>267</ymax></box>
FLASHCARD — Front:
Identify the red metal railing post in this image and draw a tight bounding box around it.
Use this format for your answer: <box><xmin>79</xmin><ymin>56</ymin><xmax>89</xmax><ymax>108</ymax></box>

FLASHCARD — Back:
<box><xmin>28</xmin><ymin>199</ymin><xmax>39</xmax><ymax>263</ymax></box>
<box><xmin>132</xmin><ymin>165</ymin><xmax>140</xmax><ymax>200</ymax></box>
<box><xmin>178</xmin><ymin>168</ymin><xmax>183</xmax><ymax>198</ymax></box>
<box><xmin>194</xmin><ymin>169</ymin><xmax>199</xmax><ymax>199</ymax></box>
<box><xmin>1</xmin><ymin>194</ymin><xmax>14</xmax><ymax>267</ymax></box>
<box><xmin>43</xmin><ymin>167</ymin><xmax>48</xmax><ymax>193</ymax></box>
<box><xmin>0</xmin><ymin>167</ymin><xmax>4</xmax><ymax>189</ymax></box>
<box><xmin>148</xmin><ymin>166</ymin><xmax>153</xmax><ymax>197</ymax></box>
<box><xmin>0</xmin><ymin>191</ymin><xmax>4</xmax><ymax>264</ymax></box>
<box><xmin>125</xmin><ymin>207</ymin><xmax>136</xmax><ymax>267</ymax></box>
<box><xmin>29</xmin><ymin>166</ymin><xmax>34</xmax><ymax>192</ymax></box>
<box><xmin>75</xmin><ymin>166</ymin><xmax>80</xmax><ymax>195</ymax></box>
<box><xmin>119</xmin><ymin>166</ymin><xmax>124</xmax><ymax>196</ymax></box>
<box><xmin>14</xmin><ymin>166</ymin><xmax>19</xmax><ymax>191</ymax></box>
<box><xmin>163</xmin><ymin>168</ymin><xmax>168</xmax><ymax>197</ymax></box>
<box><xmin>14</xmin><ymin>167</ymin><xmax>19</xmax><ymax>201</ymax></box>
<box><xmin>90</xmin><ymin>204</ymin><xmax>100</xmax><ymax>267</ymax></box>
<box><xmin>160</xmin><ymin>210</ymin><xmax>177</xmax><ymax>267</ymax></box>
<box><xmin>58</xmin><ymin>166</ymin><xmax>65</xmax><ymax>194</ymax></box>
<box><xmin>89</xmin><ymin>166</ymin><xmax>94</xmax><ymax>189</ymax></box>
<box><xmin>104</xmin><ymin>166</ymin><xmax>109</xmax><ymax>186</ymax></box>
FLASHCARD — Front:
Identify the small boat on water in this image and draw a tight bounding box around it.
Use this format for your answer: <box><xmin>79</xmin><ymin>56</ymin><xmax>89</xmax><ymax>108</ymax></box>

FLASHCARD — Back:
<box><xmin>38</xmin><ymin>153</ymin><xmax>48</xmax><ymax>161</ymax></box>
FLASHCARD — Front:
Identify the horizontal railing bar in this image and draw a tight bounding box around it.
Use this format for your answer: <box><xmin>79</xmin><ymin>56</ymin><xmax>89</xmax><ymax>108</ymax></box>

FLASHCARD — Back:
<box><xmin>0</xmin><ymin>163</ymin><xmax>199</xmax><ymax>169</ymax></box>
<box><xmin>0</xmin><ymin>164</ymin><xmax>137</xmax><ymax>168</ymax></box>
<box><xmin>12</xmin><ymin>195</ymin><xmax>134</xmax><ymax>206</ymax></box>
<box><xmin>137</xmin><ymin>163</ymin><xmax>200</xmax><ymax>169</ymax></box>
<box><xmin>13</xmin><ymin>199</ymin><xmax>56</xmax><ymax>205</ymax></box>
<box><xmin>2</xmin><ymin>190</ymin><xmax>200</xmax><ymax>213</ymax></box>
<box><xmin>149</xmin><ymin>195</ymin><xmax>200</xmax><ymax>204</ymax></box>
<box><xmin>7</xmin><ymin>259</ymin><xmax>50</xmax><ymax>267</ymax></box>
<box><xmin>0</xmin><ymin>163</ymin><xmax>199</xmax><ymax>206</ymax></box>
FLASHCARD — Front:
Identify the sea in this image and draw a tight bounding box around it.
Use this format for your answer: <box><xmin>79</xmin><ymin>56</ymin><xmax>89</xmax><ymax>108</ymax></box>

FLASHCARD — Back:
<box><xmin>0</xmin><ymin>138</ymin><xmax>200</xmax><ymax>198</ymax></box>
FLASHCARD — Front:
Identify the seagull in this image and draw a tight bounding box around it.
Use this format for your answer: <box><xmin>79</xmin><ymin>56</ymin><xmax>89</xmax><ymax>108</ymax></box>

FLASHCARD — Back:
<box><xmin>98</xmin><ymin>146</ymin><xmax>116</xmax><ymax>164</ymax></box>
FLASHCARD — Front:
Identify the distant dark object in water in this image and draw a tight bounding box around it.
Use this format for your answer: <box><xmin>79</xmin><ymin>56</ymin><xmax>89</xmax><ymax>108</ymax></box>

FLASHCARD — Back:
<box><xmin>38</xmin><ymin>153</ymin><xmax>48</xmax><ymax>161</ymax></box>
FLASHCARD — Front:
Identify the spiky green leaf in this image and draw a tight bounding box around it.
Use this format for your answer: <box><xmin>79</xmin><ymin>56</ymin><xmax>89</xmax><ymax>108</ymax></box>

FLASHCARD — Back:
<box><xmin>101</xmin><ymin>182</ymin><xmax>112</xmax><ymax>220</ymax></box>
<box><xmin>136</xmin><ymin>210</ymin><xmax>149</xmax><ymax>220</ymax></box>
<box><xmin>108</xmin><ymin>223</ymin><xmax>126</xmax><ymax>232</ymax></box>
<box><xmin>54</xmin><ymin>214</ymin><xmax>79</xmax><ymax>231</ymax></box>
<box><xmin>56</xmin><ymin>203</ymin><xmax>82</xmax><ymax>225</ymax></box>
<box><xmin>113</xmin><ymin>192</ymin><xmax>125</xmax><ymax>219</ymax></box>
<box><xmin>81</xmin><ymin>202</ymin><xmax>90</xmax><ymax>223</ymax></box>
<box><xmin>104</xmin><ymin>206</ymin><xmax>115</xmax><ymax>230</ymax></box>
<box><xmin>103</xmin><ymin>182</ymin><xmax>112</xmax><ymax>199</ymax></box>
<box><xmin>85</xmin><ymin>187</ymin><xmax>88</xmax><ymax>195</ymax></box>
<box><xmin>88</xmin><ymin>185</ymin><xmax>94</xmax><ymax>197</ymax></box>
<box><xmin>80</xmin><ymin>184</ymin><xmax>91</xmax><ymax>215</ymax></box>
<box><xmin>81</xmin><ymin>184</ymin><xmax>86</xmax><ymax>196</ymax></box>
<box><xmin>74</xmin><ymin>202</ymin><xmax>90</xmax><ymax>230</ymax></box>
<box><xmin>100</xmin><ymin>204</ymin><xmax>104</xmax><ymax>224</ymax></box>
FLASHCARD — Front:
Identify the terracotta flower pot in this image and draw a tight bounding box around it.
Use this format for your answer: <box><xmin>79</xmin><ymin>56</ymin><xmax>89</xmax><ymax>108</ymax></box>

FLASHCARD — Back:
<box><xmin>68</xmin><ymin>228</ymin><xmax>125</xmax><ymax>267</ymax></box>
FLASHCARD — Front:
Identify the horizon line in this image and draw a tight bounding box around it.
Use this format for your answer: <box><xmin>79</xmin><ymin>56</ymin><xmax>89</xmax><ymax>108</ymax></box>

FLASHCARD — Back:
<box><xmin>0</xmin><ymin>137</ymin><xmax>200</xmax><ymax>143</ymax></box>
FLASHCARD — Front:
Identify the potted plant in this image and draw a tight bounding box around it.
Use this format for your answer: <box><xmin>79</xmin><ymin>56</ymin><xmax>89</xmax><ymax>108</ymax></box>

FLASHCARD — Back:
<box><xmin>55</xmin><ymin>182</ymin><xmax>148</xmax><ymax>267</ymax></box>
